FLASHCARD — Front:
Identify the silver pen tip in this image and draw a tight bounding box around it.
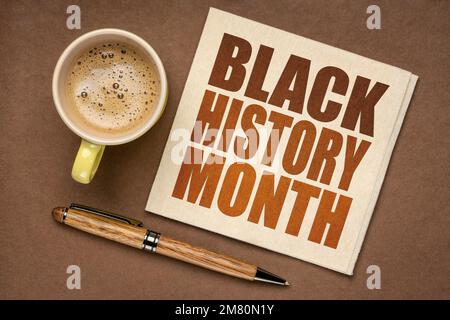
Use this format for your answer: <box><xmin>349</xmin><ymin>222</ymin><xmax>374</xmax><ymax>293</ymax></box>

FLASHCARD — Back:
<box><xmin>254</xmin><ymin>267</ymin><xmax>289</xmax><ymax>286</ymax></box>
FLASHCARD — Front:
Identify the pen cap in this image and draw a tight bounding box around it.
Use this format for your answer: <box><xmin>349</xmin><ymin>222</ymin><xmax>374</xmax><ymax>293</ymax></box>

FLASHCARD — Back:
<box><xmin>52</xmin><ymin>205</ymin><xmax>148</xmax><ymax>249</ymax></box>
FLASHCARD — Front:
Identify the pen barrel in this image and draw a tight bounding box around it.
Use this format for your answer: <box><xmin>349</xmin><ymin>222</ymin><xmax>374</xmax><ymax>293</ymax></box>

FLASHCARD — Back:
<box><xmin>62</xmin><ymin>208</ymin><xmax>147</xmax><ymax>249</ymax></box>
<box><xmin>156</xmin><ymin>235</ymin><xmax>257</xmax><ymax>281</ymax></box>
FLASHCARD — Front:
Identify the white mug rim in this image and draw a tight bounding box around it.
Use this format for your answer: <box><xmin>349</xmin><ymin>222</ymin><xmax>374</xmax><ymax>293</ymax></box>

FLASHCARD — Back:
<box><xmin>52</xmin><ymin>28</ymin><xmax>168</xmax><ymax>146</ymax></box>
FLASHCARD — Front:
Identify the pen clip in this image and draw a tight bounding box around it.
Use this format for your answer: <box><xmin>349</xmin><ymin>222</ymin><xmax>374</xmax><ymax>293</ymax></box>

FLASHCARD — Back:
<box><xmin>69</xmin><ymin>203</ymin><xmax>143</xmax><ymax>227</ymax></box>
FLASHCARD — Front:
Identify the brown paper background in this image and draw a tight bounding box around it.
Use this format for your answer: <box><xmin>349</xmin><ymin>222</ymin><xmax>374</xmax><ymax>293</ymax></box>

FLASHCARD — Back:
<box><xmin>0</xmin><ymin>0</ymin><xmax>449</xmax><ymax>299</ymax></box>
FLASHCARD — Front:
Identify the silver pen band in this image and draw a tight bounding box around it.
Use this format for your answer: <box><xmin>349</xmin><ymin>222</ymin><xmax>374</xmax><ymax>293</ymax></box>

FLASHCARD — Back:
<box><xmin>143</xmin><ymin>230</ymin><xmax>160</xmax><ymax>253</ymax></box>
<box><xmin>62</xmin><ymin>208</ymin><xmax>68</xmax><ymax>223</ymax></box>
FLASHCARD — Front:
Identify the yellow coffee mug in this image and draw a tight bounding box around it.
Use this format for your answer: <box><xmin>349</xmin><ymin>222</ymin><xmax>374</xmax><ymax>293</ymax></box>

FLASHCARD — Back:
<box><xmin>52</xmin><ymin>29</ymin><xmax>168</xmax><ymax>184</ymax></box>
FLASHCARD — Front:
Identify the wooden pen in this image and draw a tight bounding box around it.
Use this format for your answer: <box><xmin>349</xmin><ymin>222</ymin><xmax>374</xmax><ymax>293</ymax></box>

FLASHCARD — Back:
<box><xmin>52</xmin><ymin>204</ymin><xmax>289</xmax><ymax>286</ymax></box>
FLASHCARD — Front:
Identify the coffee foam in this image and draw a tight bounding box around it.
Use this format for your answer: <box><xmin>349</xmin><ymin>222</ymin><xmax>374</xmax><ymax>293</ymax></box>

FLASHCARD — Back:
<box><xmin>65</xmin><ymin>42</ymin><xmax>160</xmax><ymax>138</ymax></box>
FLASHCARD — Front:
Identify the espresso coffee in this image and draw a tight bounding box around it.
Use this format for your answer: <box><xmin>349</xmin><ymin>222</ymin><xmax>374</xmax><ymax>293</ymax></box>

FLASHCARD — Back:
<box><xmin>65</xmin><ymin>42</ymin><xmax>160</xmax><ymax>137</ymax></box>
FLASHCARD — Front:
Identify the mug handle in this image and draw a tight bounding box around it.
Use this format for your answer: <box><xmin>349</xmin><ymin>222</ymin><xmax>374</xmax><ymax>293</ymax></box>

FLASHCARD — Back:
<box><xmin>71</xmin><ymin>139</ymin><xmax>105</xmax><ymax>184</ymax></box>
